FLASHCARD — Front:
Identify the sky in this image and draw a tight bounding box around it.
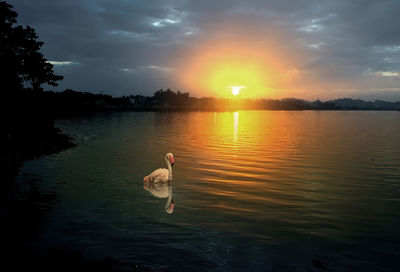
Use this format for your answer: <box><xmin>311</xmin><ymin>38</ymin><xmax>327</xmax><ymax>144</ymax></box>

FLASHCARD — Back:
<box><xmin>8</xmin><ymin>0</ymin><xmax>400</xmax><ymax>101</ymax></box>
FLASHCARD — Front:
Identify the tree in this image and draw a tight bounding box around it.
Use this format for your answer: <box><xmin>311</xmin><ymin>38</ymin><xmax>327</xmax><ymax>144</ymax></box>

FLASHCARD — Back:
<box><xmin>0</xmin><ymin>2</ymin><xmax>73</xmax><ymax>185</ymax></box>
<box><xmin>0</xmin><ymin>1</ymin><xmax>62</xmax><ymax>92</ymax></box>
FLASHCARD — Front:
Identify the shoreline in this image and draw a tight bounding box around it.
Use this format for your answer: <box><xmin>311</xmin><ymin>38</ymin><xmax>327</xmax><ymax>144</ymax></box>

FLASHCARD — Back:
<box><xmin>120</xmin><ymin>106</ymin><xmax>400</xmax><ymax>112</ymax></box>
<box><xmin>54</xmin><ymin>106</ymin><xmax>400</xmax><ymax>115</ymax></box>
<box><xmin>0</xmin><ymin>127</ymin><xmax>75</xmax><ymax>186</ymax></box>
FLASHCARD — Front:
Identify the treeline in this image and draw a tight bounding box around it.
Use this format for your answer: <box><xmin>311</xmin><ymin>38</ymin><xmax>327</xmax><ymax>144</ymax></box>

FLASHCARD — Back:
<box><xmin>129</xmin><ymin>89</ymin><xmax>400</xmax><ymax>110</ymax></box>
<box><xmin>38</xmin><ymin>89</ymin><xmax>132</xmax><ymax>116</ymax></box>
<box><xmin>131</xmin><ymin>89</ymin><xmax>331</xmax><ymax>110</ymax></box>
<box><xmin>31</xmin><ymin>88</ymin><xmax>330</xmax><ymax>113</ymax></box>
<box><xmin>37</xmin><ymin>88</ymin><xmax>400</xmax><ymax>113</ymax></box>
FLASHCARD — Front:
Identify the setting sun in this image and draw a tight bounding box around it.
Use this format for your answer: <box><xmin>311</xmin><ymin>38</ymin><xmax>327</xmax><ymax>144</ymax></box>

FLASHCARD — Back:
<box><xmin>180</xmin><ymin>38</ymin><xmax>293</xmax><ymax>98</ymax></box>
<box><xmin>231</xmin><ymin>86</ymin><xmax>243</xmax><ymax>96</ymax></box>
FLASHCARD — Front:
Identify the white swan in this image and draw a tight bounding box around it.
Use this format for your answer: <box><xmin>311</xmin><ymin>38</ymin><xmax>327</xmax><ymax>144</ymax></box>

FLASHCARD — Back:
<box><xmin>143</xmin><ymin>153</ymin><xmax>175</xmax><ymax>213</ymax></box>
<box><xmin>143</xmin><ymin>153</ymin><xmax>174</xmax><ymax>184</ymax></box>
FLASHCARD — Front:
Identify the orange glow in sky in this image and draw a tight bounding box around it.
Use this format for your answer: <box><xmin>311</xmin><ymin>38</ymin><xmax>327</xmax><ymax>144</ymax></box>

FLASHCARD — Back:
<box><xmin>179</xmin><ymin>35</ymin><xmax>300</xmax><ymax>99</ymax></box>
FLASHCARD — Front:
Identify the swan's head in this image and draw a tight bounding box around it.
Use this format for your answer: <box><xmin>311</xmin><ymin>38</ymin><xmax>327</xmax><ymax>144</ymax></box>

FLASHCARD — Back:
<box><xmin>166</xmin><ymin>153</ymin><xmax>174</xmax><ymax>166</ymax></box>
<box><xmin>166</xmin><ymin>200</ymin><xmax>175</xmax><ymax>214</ymax></box>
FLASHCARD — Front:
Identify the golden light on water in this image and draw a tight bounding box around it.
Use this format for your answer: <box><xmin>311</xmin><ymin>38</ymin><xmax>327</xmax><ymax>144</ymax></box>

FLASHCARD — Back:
<box><xmin>182</xmin><ymin>111</ymin><xmax>297</xmax><ymax>196</ymax></box>
<box><xmin>233</xmin><ymin>111</ymin><xmax>239</xmax><ymax>142</ymax></box>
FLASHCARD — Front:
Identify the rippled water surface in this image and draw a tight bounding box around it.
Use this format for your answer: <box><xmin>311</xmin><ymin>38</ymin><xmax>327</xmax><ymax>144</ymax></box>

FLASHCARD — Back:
<box><xmin>17</xmin><ymin>111</ymin><xmax>400</xmax><ymax>271</ymax></box>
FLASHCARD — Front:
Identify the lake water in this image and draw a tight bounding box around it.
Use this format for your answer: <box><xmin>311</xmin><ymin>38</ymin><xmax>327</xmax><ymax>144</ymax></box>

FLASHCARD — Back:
<box><xmin>15</xmin><ymin>111</ymin><xmax>400</xmax><ymax>271</ymax></box>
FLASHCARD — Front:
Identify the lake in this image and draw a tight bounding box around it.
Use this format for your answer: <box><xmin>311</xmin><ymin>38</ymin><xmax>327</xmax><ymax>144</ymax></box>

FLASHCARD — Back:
<box><xmin>14</xmin><ymin>110</ymin><xmax>400</xmax><ymax>271</ymax></box>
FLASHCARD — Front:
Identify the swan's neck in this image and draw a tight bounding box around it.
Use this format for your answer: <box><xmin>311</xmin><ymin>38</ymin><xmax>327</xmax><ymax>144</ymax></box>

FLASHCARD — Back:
<box><xmin>166</xmin><ymin>157</ymin><xmax>172</xmax><ymax>181</ymax></box>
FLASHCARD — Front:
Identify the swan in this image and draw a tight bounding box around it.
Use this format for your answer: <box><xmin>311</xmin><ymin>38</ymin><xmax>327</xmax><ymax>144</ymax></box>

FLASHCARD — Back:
<box><xmin>143</xmin><ymin>153</ymin><xmax>174</xmax><ymax>184</ymax></box>
<box><xmin>143</xmin><ymin>153</ymin><xmax>175</xmax><ymax>213</ymax></box>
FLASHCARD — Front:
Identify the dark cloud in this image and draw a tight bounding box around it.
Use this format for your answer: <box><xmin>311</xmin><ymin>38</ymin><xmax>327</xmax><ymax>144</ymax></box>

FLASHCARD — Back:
<box><xmin>8</xmin><ymin>0</ymin><xmax>400</xmax><ymax>100</ymax></box>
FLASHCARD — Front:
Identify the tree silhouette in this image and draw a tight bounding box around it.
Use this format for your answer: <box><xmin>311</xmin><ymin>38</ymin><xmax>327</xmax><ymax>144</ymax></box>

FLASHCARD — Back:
<box><xmin>0</xmin><ymin>1</ymin><xmax>62</xmax><ymax>92</ymax></box>
<box><xmin>1</xmin><ymin>1</ymin><xmax>73</xmax><ymax>185</ymax></box>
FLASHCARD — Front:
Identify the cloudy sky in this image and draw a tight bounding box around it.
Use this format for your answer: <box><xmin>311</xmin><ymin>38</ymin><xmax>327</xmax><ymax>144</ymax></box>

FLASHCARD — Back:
<box><xmin>9</xmin><ymin>0</ymin><xmax>400</xmax><ymax>100</ymax></box>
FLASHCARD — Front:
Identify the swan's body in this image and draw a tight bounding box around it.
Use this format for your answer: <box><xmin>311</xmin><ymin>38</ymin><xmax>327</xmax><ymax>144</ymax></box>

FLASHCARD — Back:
<box><xmin>143</xmin><ymin>153</ymin><xmax>175</xmax><ymax>213</ymax></box>
<box><xmin>143</xmin><ymin>153</ymin><xmax>174</xmax><ymax>183</ymax></box>
<box><xmin>143</xmin><ymin>168</ymin><xmax>169</xmax><ymax>184</ymax></box>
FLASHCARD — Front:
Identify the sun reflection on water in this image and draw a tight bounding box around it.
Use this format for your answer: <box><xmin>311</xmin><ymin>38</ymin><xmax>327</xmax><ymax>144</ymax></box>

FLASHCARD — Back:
<box><xmin>233</xmin><ymin>111</ymin><xmax>239</xmax><ymax>142</ymax></box>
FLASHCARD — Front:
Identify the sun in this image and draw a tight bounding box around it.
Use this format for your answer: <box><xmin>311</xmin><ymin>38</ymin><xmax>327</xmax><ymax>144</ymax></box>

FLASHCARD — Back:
<box><xmin>180</xmin><ymin>40</ymin><xmax>288</xmax><ymax>98</ymax></box>
<box><xmin>231</xmin><ymin>86</ymin><xmax>243</xmax><ymax>96</ymax></box>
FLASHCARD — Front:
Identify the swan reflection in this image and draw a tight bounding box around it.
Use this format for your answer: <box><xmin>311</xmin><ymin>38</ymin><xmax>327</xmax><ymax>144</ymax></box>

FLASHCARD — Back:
<box><xmin>143</xmin><ymin>153</ymin><xmax>175</xmax><ymax>214</ymax></box>
<box><xmin>143</xmin><ymin>180</ymin><xmax>174</xmax><ymax>213</ymax></box>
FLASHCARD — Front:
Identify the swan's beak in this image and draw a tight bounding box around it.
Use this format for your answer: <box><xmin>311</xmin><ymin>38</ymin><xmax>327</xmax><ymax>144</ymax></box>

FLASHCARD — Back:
<box><xmin>170</xmin><ymin>157</ymin><xmax>175</xmax><ymax>166</ymax></box>
<box><xmin>166</xmin><ymin>200</ymin><xmax>175</xmax><ymax>214</ymax></box>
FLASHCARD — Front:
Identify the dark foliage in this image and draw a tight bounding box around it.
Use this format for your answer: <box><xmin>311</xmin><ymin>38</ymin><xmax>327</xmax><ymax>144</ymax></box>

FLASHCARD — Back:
<box><xmin>0</xmin><ymin>2</ymin><xmax>73</xmax><ymax>185</ymax></box>
<box><xmin>0</xmin><ymin>1</ymin><xmax>62</xmax><ymax>92</ymax></box>
<box><xmin>151</xmin><ymin>88</ymin><xmax>191</xmax><ymax>107</ymax></box>
<box><xmin>42</xmin><ymin>89</ymin><xmax>131</xmax><ymax>116</ymax></box>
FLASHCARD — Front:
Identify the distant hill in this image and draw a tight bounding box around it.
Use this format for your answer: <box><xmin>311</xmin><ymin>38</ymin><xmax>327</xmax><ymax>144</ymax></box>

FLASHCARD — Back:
<box><xmin>275</xmin><ymin>97</ymin><xmax>400</xmax><ymax>110</ymax></box>
<box><xmin>326</xmin><ymin>98</ymin><xmax>400</xmax><ymax>110</ymax></box>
